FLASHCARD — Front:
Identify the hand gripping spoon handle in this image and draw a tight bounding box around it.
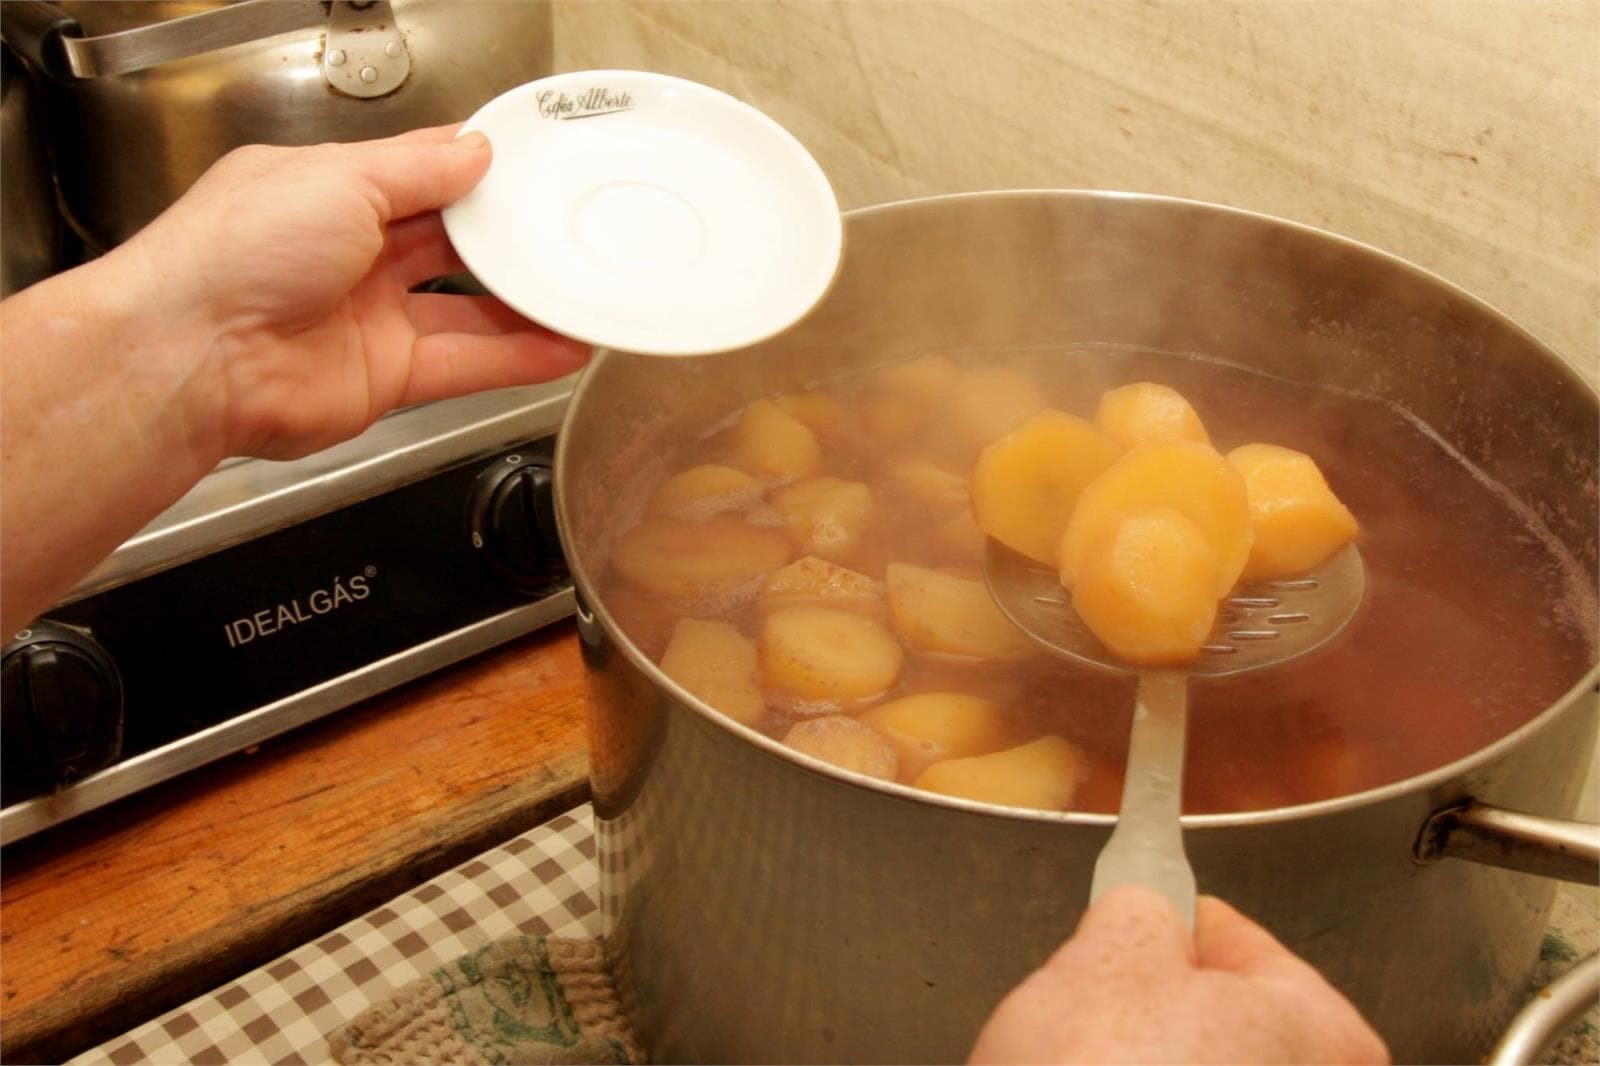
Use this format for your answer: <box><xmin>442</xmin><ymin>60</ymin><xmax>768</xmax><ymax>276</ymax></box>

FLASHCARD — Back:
<box><xmin>984</xmin><ymin>540</ymin><xmax>1366</xmax><ymax>931</ymax></box>
<box><xmin>1088</xmin><ymin>669</ymin><xmax>1195</xmax><ymax>926</ymax></box>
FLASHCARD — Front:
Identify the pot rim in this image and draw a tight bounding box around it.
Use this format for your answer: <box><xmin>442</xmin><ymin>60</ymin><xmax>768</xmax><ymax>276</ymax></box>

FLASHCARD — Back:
<box><xmin>855</xmin><ymin>188</ymin><xmax>1597</xmax><ymax>387</ymax></box>
<box><xmin>557</xmin><ymin>187</ymin><xmax>1600</xmax><ymax>831</ymax></box>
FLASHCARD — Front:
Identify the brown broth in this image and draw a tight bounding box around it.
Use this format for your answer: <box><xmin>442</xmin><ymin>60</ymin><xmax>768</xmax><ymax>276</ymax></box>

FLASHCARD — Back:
<box><xmin>601</xmin><ymin>347</ymin><xmax>1597</xmax><ymax>814</ymax></box>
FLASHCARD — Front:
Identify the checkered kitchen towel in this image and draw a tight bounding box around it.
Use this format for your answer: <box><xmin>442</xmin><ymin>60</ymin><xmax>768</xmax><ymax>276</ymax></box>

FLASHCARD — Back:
<box><xmin>72</xmin><ymin>807</ymin><xmax>613</xmax><ymax>1066</ymax></box>
<box><xmin>328</xmin><ymin>935</ymin><xmax>641</xmax><ymax>1065</ymax></box>
<box><xmin>75</xmin><ymin>799</ymin><xmax>1597</xmax><ymax>1065</ymax></box>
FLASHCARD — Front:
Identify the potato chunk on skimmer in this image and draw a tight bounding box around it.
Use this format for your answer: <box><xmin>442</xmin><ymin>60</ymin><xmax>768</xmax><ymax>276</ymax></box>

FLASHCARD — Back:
<box><xmin>1227</xmin><ymin>443</ymin><xmax>1359</xmax><ymax>581</ymax></box>
<box><xmin>1070</xmin><ymin>507</ymin><xmax>1222</xmax><ymax>666</ymax></box>
<box><xmin>1094</xmin><ymin>381</ymin><xmax>1211</xmax><ymax>449</ymax></box>
<box><xmin>1058</xmin><ymin>441</ymin><xmax>1254</xmax><ymax>598</ymax></box>
<box><xmin>970</xmin><ymin>409</ymin><xmax>1122</xmax><ymax>565</ymax></box>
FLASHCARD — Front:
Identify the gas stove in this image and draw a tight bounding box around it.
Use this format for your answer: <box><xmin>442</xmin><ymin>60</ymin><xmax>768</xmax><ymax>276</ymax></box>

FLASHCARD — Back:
<box><xmin>0</xmin><ymin>378</ymin><xmax>577</xmax><ymax>844</ymax></box>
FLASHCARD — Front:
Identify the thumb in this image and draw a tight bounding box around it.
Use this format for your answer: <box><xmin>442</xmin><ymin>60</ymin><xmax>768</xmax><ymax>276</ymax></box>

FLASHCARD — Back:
<box><xmin>355</xmin><ymin>130</ymin><xmax>494</xmax><ymax>222</ymax></box>
<box><xmin>1043</xmin><ymin>885</ymin><xmax>1196</xmax><ymax>980</ymax></box>
<box><xmin>1193</xmin><ymin>895</ymin><xmax>1324</xmax><ymax>982</ymax></box>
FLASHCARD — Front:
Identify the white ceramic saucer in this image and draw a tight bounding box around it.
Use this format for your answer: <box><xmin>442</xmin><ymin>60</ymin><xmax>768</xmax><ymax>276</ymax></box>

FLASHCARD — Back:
<box><xmin>442</xmin><ymin>70</ymin><xmax>843</xmax><ymax>357</ymax></box>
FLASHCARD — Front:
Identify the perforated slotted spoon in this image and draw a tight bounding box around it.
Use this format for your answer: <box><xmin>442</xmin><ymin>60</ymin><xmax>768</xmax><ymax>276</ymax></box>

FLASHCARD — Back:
<box><xmin>984</xmin><ymin>540</ymin><xmax>1366</xmax><ymax>928</ymax></box>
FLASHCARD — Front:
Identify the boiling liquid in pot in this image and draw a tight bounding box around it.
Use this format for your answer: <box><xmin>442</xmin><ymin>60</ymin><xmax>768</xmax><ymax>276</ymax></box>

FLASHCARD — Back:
<box><xmin>601</xmin><ymin>346</ymin><xmax>1597</xmax><ymax>814</ymax></box>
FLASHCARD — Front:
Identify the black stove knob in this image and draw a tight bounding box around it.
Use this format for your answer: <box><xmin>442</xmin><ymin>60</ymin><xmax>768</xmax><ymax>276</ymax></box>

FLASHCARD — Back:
<box><xmin>467</xmin><ymin>450</ymin><xmax>565</xmax><ymax>590</ymax></box>
<box><xmin>1</xmin><ymin>621</ymin><xmax>125</xmax><ymax>805</ymax></box>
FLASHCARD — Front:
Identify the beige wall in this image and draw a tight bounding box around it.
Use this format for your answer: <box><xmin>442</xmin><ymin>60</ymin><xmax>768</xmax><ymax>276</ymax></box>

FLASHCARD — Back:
<box><xmin>552</xmin><ymin>0</ymin><xmax>1598</xmax><ymax>377</ymax></box>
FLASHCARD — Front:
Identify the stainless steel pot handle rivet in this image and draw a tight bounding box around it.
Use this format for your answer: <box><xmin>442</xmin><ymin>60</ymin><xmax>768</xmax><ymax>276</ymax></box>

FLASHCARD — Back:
<box><xmin>323</xmin><ymin>1</ymin><xmax>410</xmax><ymax>99</ymax></box>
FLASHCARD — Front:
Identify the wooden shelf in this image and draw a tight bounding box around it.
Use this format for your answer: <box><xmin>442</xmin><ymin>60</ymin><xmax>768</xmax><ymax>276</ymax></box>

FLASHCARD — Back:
<box><xmin>0</xmin><ymin>622</ymin><xmax>590</xmax><ymax>1065</ymax></box>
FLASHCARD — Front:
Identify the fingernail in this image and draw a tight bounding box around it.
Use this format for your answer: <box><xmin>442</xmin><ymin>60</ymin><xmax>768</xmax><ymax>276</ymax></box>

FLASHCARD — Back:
<box><xmin>455</xmin><ymin>130</ymin><xmax>489</xmax><ymax>151</ymax></box>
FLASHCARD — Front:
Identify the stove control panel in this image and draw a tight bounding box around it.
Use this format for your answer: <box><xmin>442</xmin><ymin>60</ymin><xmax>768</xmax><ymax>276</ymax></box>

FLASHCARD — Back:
<box><xmin>0</xmin><ymin>436</ymin><xmax>573</xmax><ymax>844</ymax></box>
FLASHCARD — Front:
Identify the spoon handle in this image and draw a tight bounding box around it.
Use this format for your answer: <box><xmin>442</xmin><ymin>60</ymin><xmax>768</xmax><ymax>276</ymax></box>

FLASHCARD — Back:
<box><xmin>1088</xmin><ymin>669</ymin><xmax>1197</xmax><ymax>929</ymax></box>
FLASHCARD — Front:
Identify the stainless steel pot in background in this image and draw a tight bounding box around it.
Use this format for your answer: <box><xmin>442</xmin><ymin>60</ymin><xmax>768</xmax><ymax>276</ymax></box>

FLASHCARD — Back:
<box><xmin>0</xmin><ymin>0</ymin><xmax>553</xmax><ymax>255</ymax></box>
<box><xmin>0</xmin><ymin>42</ymin><xmax>69</xmax><ymax>296</ymax></box>
<box><xmin>556</xmin><ymin>192</ymin><xmax>1600</xmax><ymax>1064</ymax></box>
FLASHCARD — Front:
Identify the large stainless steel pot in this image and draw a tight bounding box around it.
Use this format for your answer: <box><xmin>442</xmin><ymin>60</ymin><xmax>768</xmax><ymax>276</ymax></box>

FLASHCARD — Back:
<box><xmin>555</xmin><ymin>191</ymin><xmax>1600</xmax><ymax>1064</ymax></box>
<box><xmin>0</xmin><ymin>42</ymin><xmax>69</xmax><ymax>296</ymax></box>
<box><xmin>0</xmin><ymin>0</ymin><xmax>552</xmax><ymax>253</ymax></box>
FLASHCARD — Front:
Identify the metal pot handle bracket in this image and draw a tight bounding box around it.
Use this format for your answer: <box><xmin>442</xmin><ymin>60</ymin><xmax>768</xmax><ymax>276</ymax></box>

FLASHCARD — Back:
<box><xmin>0</xmin><ymin>0</ymin><xmax>410</xmax><ymax>99</ymax></box>
<box><xmin>1415</xmin><ymin>800</ymin><xmax>1600</xmax><ymax>1065</ymax></box>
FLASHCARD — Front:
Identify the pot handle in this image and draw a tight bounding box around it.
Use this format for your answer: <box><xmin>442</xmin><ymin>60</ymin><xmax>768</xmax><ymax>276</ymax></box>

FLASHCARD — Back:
<box><xmin>1414</xmin><ymin>799</ymin><xmax>1599</xmax><ymax>884</ymax></box>
<box><xmin>0</xmin><ymin>1</ymin><xmax>79</xmax><ymax>79</ymax></box>
<box><xmin>1</xmin><ymin>0</ymin><xmax>326</xmax><ymax>81</ymax></box>
<box><xmin>1415</xmin><ymin>799</ymin><xmax>1599</xmax><ymax>1065</ymax></box>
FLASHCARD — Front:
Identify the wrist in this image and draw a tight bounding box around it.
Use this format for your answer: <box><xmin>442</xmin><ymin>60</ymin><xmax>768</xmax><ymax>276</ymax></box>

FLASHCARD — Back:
<box><xmin>0</xmin><ymin>249</ymin><xmax>232</xmax><ymax>629</ymax></box>
<box><xmin>82</xmin><ymin>239</ymin><xmax>235</xmax><ymax>473</ymax></box>
<box><xmin>0</xmin><ymin>243</ymin><xmax>232</xmax><ymax>520</ymax></box>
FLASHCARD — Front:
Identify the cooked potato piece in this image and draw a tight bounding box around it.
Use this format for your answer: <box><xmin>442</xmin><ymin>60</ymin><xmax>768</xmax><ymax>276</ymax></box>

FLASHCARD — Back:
<box><xmin>1227</xmin><ymin>443</ymin><xmax>1359</xmax><ymax>581</ymax></box>
<box><xmin>858</xmin><ymin>692</ymin><xmax>1011</xmax><ymax>780</ymax></box>
<box><xmin>885</xmin><ymin>562</ymin><xmax>1035</xmax><ymax>661</ymax></box>
<box><xmin>870</xmin><ymin>353</ymin><xmax>960</xmax><ymax>405</ymax></box>
<box><xmin>1190</xmin><ymin>766</ymin><xmax>1296</xmax><ymax>814</ymax></box>
<box><xmin>732</xmin><ymin>398</ymin><xmax>822</xmax><ymax>479</ymax></box>
<box><xmin>970</xmin><ymin>410</ymin><xmax>1123</xmax><ymax>564</ymax></box>
<box><xmin>612</xmin><ymin>518</ymin><xmax>794</xmax><ymax>607</ymax></box>
<box><xmin>950</xmin><ymin>366</ymin><xmax>1049</xmax><ymax>453</ymax></box>
<box><xmin>659</xmin><ymin>618</ymin><xmax>765</xmax><ymax>726</ymax></box>
<box><xmin>769</xmin><ymin>477</ymin><xmax>874</xmax><ymax>561</ymax></box>
<box><xmin>1291</xmin><ymin>730</ymin><xmax>1367</xmax><ymax>804</ymax></box>
<box><xmin>1094</xmin><ymin>382</ymin><xmax>1211</xmax><ymax>449</ymax></box>
<box><xmin>783</xmin><ymin>716</ymin><xmax>899</xmax><ymax>781</ymax></box>
<box><xmin>847</xmin><ymin>355</ymin><xmax>960</xmax><ymax>447</ymax></box>
<box><xmin>646</xmin><ymin>463</ymin><xmax>762</xmax><ymax>520</ymax></box>
<box><xmin>759</xmin><ymin>556</ymin><xmax>885</xmax><ymax>619</ymax></box>
<box><xmin>772</xmin><ymin>389</ymin><xmax>847</xmax><ymax>435</ymax></box>
<box><xmin>1071</xmin><ymin>508</ymin><xmax>1221</xmax><ymax>665</ymax></box>
<box><xmin>601</xmin><ymin>583</ymin><xmax>681</xmax><ymax>660</ymax></box>
<box><xmin>913</xmin><ymin>735</ymin><xmax>1086</xmax><ymax>810</ymax></box>
<box><xmin>937</xmin><ymin>509</ymin><xmax>986</xmax><ymax>559</ymax></box>
<box><xmin>1071</xmin><ymin>752</ymin><xmax>1126</xmax><ymax>814</ymax></box>
<box><xmin>887</xmin><ymin>459</ymin><xmax>969</xmax><ymax>514</ymax></box>
<box><xmin>855</xmin><ymin>390</ymin><xmax>927</xmax><ymax>446</ymax></box>
<box><xmin>1059</xmin><ymin>441</ymin><xmax>1254</xmax><ymax>597</ymax></box>
<box><xmin>760</xmin><ymin>605</ymin><xmax>904</xmax><ymax>709</ymax></box>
